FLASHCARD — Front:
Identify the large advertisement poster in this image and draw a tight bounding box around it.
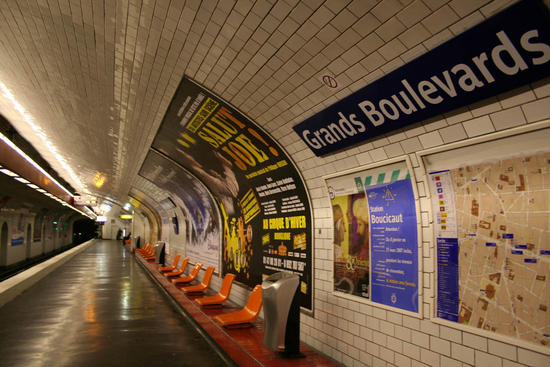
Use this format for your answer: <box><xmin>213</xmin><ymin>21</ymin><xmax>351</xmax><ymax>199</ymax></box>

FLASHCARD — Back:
<box><xmin>327</xmin><ymin>161</ymin><xmax>419</xmax><ymax>313</ymax></box>
<box><xmin>139</xmin><ymin>151</ymin><xmax>220</xmax><ymax>270</ymax></box>
<box><xmin>151</xmin><ymin>77</ymin><xmax>312</xmax><ymax>310</ymax></box>
<box><xmin>428</xmin><ymin>151</ymin><xmax>550</xmax><ymax>347</ymax></box>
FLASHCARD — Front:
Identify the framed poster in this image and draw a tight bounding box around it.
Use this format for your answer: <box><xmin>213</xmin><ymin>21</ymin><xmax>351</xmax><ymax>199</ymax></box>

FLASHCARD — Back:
<box><xmin>419</xmin><ymin>121</ymin><xmax>550</xmax><ymax>352</ymax></box>
<box><xmin>325</xmin><ymin>157</ymin><xmax>422</xmax><ymax>315</ymax></box>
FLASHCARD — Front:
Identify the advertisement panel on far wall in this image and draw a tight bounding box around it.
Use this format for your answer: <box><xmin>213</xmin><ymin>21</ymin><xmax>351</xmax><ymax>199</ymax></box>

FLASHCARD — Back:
<box><xmin>151</xmin><ymin>77</ymin><xmax>313</xmax><ymax>310</ymax></box>
<box><xmin>326</xmin><ymin>159</ymin><xmax>420</xmax><ymax>314</ymax></box>
<box><xmin>139</xmin><ymin>150</ymin><xmax>220</xmax><ymax>271</ymax></box>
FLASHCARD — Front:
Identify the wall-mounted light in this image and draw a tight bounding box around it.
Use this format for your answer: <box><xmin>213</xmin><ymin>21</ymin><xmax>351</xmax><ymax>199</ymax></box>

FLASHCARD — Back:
<box><xmin>0</xmin><ymin>167</ymin><xmax>18</xmax><ymax>177</ymax></box>
<box><xmin>94</xmin><ymin>172</ymin><xmax>105</xmax><ymax>188</ymax></box>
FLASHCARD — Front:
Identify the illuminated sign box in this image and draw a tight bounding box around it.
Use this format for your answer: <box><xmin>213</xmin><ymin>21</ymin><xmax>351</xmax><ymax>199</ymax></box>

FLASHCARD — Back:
<box><xmin>120</xmin><ymin>214</ymin><xmax>133</xmax><ymax>220</ymax></box>
<box><xmin>96</xmin><ymin>216</ymin><xmax>107</xmax><ymax>223</ymax></box>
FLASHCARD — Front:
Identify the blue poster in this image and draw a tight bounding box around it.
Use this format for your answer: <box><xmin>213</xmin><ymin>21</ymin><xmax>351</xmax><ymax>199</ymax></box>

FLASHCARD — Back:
<box><xmin>366</xmin><ymin>178</ymin><xmax>418</xmax><ymax>312</ymax></box>
<box><xmin>437</xmin><ymin>237</ymin><xmax>459</xmax><ymax>321</ymax></box>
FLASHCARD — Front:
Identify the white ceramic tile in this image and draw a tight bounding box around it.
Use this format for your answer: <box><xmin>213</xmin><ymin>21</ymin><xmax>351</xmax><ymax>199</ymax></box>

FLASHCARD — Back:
<box><xmin>475</xmin><ymin>350</ymin><xmax>503</xmax><ymax>367</ymax></box>
<box><xmin>438</xmin><ymin>124</ymin><xmax>465</xmax><ymax>143</ymax></box>
<box><xmin>430</xmin><ymin>336</ymin><xmax>451</xmax><ymax>356</ymax></box>
<box><xmin>522</xmin><ymin>96</ymin><xmax>550</xmax><ymax>123</ymax></box>
<box><xmin>462</xmin><ymin>115</ymin><xmax>495</xmax><ymax>137</ymax></box>
<box><xmin>397</xmin><ymin>1</ymin><xmax>431</xmax><ymax>27</ymax></box>
<box><xmin>421</xmin><ymin>348</ymin><xmax>440</xmax><ymax>367</ymax></box>
<box><xmin>517</xmin><ymin>348</ymin><xmax>550</xmax><ymax>367</ymax></box>
<box><xmin>451</xmin><ymin>343</ymin><xmax>475</xmax><ymax>364</ymax></box>
<box><xmin>490</xmin><ymin>106</ymin><xmax>526</xmax><ymax>131</ymax></box>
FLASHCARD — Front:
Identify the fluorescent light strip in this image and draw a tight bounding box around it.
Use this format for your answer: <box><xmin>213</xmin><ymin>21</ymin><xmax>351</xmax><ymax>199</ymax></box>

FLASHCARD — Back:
<box><xmin>0</xmin><ymin>131</ymin><xmax>74</xmax><ymax>197</ymax></box>
<box><xmin>0</xmin><ymin>168</ymin><xmax>19</xmax><ymax>177</ymax></box>
<box><xmin>15</xmin><ymin>177</ymin><xmax>30</xmax><ymax>184</ymax></box>
<box><xmin>0</xmin><ymin>82</ymin><xmax>84</xmax><ymax>192</ymax></box>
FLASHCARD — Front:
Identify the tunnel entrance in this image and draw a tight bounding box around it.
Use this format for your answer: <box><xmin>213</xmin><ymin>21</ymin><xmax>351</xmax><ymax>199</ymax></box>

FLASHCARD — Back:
<box><xmin>72</xmin><ymin>219</ymin><xmax>97</xmax><ymax>245</ymax></box>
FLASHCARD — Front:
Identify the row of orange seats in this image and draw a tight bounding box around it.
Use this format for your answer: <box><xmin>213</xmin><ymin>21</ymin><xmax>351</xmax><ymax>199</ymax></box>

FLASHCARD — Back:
<box><xmin>138</xmin><ymin>247</ymin><xmax>262</xmax><ymax>328</ymax></box>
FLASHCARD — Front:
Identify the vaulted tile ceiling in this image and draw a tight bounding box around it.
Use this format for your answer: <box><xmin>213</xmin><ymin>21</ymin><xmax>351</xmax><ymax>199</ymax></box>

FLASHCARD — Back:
<box><xmin>0</xmin><ymin>0</ymin><xmax>512</xmax><ymax>204</ymax></box>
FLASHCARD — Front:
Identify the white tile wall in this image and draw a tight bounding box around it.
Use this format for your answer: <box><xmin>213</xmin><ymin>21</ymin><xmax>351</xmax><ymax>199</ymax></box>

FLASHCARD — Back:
<box><xmin>2</xmin><ymin>1</ymin><xmax>550</xmax><ymax>367</ymax></box>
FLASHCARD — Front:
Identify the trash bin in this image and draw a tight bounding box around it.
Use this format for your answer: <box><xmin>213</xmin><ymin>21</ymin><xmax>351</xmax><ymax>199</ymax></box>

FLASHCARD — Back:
<box><xmin>262</xmin><ymin>271</ymin><xmax>304</xmax><ymax>357</ymax></box>
<box><xmin>154</xmin><ymin>242</ymin><xmax>165</xmax><ymax>265</ymax></box>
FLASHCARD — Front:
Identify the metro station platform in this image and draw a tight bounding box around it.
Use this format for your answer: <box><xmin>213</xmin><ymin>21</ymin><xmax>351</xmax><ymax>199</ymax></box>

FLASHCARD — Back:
<box><xmin>0</xmin><ymin>240</ymin><xmax>338</xmax><ymax>367</ymax></box>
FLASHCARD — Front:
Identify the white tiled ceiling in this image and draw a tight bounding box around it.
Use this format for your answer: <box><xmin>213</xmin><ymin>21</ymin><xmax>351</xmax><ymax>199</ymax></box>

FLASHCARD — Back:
<box><xmin>0</xmin><ymin>0</ymin><xmax>516</xmax><ymax>203</ymax></box>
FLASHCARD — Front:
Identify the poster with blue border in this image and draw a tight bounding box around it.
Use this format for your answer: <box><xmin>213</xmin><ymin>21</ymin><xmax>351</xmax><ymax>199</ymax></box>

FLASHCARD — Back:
<box><xmin>366</xmin><ymin>178</ymin><xmax>418</xmax><ymax>312</ymax></box>
<box><xmin>436</xmin><ymin>237</ymin><xmax>459</xmax><ymax>321</ymax></box>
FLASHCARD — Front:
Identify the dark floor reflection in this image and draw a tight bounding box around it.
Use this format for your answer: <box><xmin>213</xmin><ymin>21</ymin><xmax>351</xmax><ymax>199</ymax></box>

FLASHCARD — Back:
<box><xmin>0</xmin><ymin>240</ymin><xmax>229</xmax><ymax>367</ymax></box>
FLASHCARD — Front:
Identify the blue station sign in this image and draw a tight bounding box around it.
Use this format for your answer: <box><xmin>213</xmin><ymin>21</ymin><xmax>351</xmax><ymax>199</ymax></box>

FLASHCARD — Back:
<box><xmin>293</xmin><ymin>0</ymin><xmax>550</xmax><ymax>156</ymax></box>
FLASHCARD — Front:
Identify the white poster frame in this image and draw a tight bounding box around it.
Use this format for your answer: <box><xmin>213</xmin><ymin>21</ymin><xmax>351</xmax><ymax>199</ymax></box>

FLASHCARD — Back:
<box><xmin>416</xmin><ymin>119</ymin><xmax>550</xmax><ymax>355</ymax></box>
<box><xmin>324</xmin><ymin>156</ymin><xmax>423</xmax><ymax>318</ymax></box>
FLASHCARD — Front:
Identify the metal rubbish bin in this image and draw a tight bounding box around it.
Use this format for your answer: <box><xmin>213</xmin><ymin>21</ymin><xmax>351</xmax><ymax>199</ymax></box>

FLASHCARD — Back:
<box><xmin>262</xmin><ymin>272</ymin><xmax>304</xmax><ymax>357</ymax></box>
<box><xmin>154</xmin><ymin>242</ymin><xmax>165</xmax><ymax>265</ymax></box>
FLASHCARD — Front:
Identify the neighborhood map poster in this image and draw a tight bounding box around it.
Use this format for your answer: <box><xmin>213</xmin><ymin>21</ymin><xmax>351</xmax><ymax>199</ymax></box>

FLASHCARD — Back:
<box><xmin>429</xmin><ymin>151</ymin><xmax>550</xmax><ymax>347</ymax></box>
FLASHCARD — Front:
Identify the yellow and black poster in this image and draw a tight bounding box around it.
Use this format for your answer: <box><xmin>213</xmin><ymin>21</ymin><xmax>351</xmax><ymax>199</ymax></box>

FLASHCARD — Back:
<box><xmin>152</xmin><ymin>77</ymin><xmax>312</xmax><ymax>310</ymax></box>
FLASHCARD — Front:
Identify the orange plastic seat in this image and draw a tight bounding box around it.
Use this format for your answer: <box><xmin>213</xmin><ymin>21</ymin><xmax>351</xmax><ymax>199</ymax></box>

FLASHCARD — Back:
<box><xmin>144</xmin><ymin>246</ymin><xmax>157</xmax><ymax>261</ymax></box>
<box><xmin>181</xmin><ymin>266</ymin><xmax>215</xmax><ymax>293</ymax></box>
<box><xmin>164</xmin><ymin>257</ymin><xmax>189</xmax><ymax>277</ymax></box>
<box><xmin>140</xmin><ymin>244</ymin><xmax>155</xmax><ymax>258</ymax></box>
<box><xmin>136</xmin><ymin>243</ymin><xmax>152</xmax><ymax>254</ymax></box>
<box><xmin>159</xmin><ymin>254</ymin><xmax>181</xmax><ymax>272</ymax></box>
<box><xmin>214</xmin><ymin>285</ymin><xmax>262</xmax><ymax>328</ymax></box>
<box><xmin>172</xmin><ymin>263</ymin><xmax>202</xmax><ymax>285</ymax></box>
<box><xmin>194</xmin><ymin>273</ymin><xmax>235</xmax><ymax>307</ymax></box>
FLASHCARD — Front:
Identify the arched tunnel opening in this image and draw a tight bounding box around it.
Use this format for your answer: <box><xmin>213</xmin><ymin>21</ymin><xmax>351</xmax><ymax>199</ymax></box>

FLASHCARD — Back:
<box><xmin>72</xmin><ymin>218</ymin><xmax>98</xmax><ymax>245</ymax></box>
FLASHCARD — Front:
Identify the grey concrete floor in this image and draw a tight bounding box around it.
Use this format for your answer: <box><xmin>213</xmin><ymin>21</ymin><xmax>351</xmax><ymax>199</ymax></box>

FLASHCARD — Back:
<box><xmin>0</xmin><ymin>240</ymin><xmax>230</xmax><ymax>367</ymax></box>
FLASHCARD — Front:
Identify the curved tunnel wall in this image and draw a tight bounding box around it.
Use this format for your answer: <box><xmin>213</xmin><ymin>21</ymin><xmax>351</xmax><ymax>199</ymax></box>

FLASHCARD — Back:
<box><xmin>139</xmin><ymin>153</ymin><xmax>221</xmax><ymax>271</ymax></box>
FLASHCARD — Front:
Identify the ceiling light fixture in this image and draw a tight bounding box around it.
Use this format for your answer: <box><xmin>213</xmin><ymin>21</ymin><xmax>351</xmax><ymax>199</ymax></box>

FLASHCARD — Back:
<box><xmin>0</xmin><ymin>82</ymin><xmax>84</xmax><ymax>192</ymax></box>
<box><xmin>0</xmin><ymin>167</ymin><xmax>19</xmax><ymax>177</ymax></box>
<box><xmin>93</xmin><ymin>172</ymin><xmax>105</xmax><ymax>188</ymax></box>
<box><xmin>0</xmin><ymin>131</ymin><xmax>75</xmax><ymax>197</ymax></box>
